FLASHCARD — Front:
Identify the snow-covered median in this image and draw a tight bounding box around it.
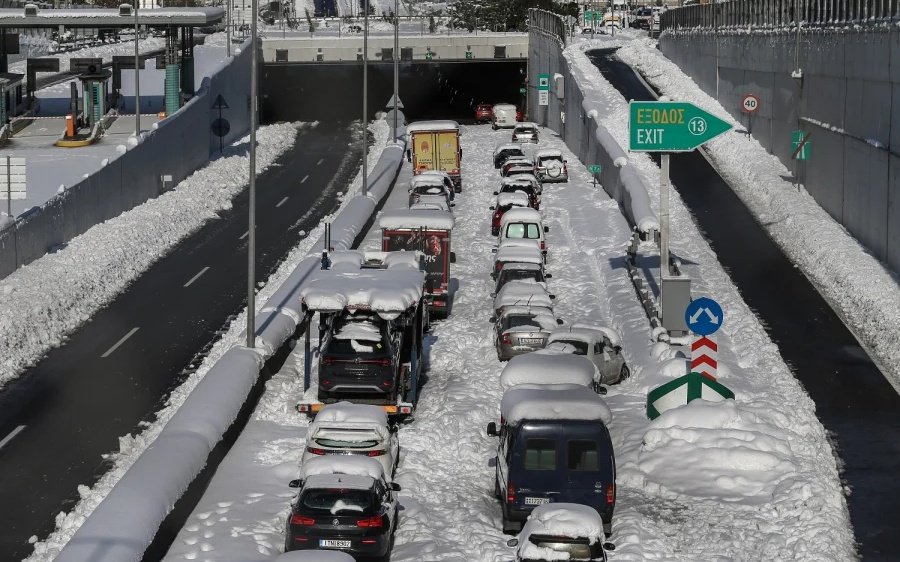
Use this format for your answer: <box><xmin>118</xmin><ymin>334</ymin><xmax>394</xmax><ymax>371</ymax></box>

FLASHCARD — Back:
<box><xmin>614</xmin><ymin>36</ymin><xmax>900</xmax><ymax>390</ymax></box>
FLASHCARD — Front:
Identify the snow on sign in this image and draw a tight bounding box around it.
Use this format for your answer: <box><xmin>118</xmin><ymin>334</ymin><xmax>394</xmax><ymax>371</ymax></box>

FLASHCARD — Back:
<box><xmin>740</xmin><ymin>93</ymin><xmax>760</xmax><ymax>114</ymax></box>
<box><xmin>646</xmin><ymin>372</ymin><xmax>735</xmax><ymax>420</ymax></box>
<box><xmin>684</xmin><ymin>296</ymin><xmax>723</xmax><ymax>337</ymax></box>
<box><xmin>0</xmin><ymin>157</ymin><xmax>26</xmax><ymax>201</ymax></box>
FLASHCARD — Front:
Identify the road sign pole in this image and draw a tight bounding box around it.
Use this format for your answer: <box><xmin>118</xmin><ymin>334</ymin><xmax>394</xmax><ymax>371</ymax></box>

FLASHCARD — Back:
<box><xmin>247</xmin><ymin>0</ymin><xmax>259</xmax><ymax>348</ymax></box>
<box><xmin>134</xmin><ymin>2</ymin><xmax>140</xmax><ymax>136</ymax></box>
<box><xmin>6</xmin><ymin>156</ymin><xmax>11</xmax><ymax>218</ymax></box>
<box><xmin>660</xmin><ymin>152</ymin><xmax>670</xmax><ymax>277</ymax></box>
<box><xmin>392</xmin><ymin>0</ymin><xmax>399</xmax><ymax>142</ymax></box>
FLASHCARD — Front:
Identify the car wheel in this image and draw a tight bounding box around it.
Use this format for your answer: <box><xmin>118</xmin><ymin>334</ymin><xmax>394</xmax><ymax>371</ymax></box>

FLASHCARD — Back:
<box><xmin>501</xmin><ymin>505</ymin><xmax>521</xmax><ymax>534</ymax></box>
<box><xmin>619</xmin><ymin>364</ymin><xmax>631</xmax><ymax>383</ymax></box>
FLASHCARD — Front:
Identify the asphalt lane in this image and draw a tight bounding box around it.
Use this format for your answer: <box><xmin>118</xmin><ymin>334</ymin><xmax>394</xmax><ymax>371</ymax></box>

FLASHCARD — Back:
<box><xmin>589</xmin><ymin>49</ymin><xmax>900</xmax><ymax>560</ymax></box>
<box><xmin>0</xmin><ymin>122</ymin><xmax>362</xmax><ymax>560</ymax></box>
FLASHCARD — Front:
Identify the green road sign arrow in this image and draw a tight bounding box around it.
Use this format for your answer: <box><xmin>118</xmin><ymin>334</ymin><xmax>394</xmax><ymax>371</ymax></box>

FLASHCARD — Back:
<box><xmin>629</xmin><ymin>101</ymin><xmax>733</xmax><ymax>152</ymax></box>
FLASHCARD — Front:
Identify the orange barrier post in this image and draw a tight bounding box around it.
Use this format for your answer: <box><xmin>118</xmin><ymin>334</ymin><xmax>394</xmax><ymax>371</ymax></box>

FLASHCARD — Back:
<box><xmin>65</xmin><ymin>114</ymin><xmax>75</xmax><ymax>138</ymax></box>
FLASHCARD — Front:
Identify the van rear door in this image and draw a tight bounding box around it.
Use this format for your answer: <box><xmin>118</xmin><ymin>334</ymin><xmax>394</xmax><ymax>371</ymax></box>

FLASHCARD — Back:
<box><xmin>509</xmin><ymin>424</ymin><xmax>564</xmax><ymax>510</ymax></box>
<box><xmin>435</xmin><ymin>130</ymin><xmax>460</xmax><ymax>176</ymax></box>
<box><xmin>562</xmin><ymin>423</ymin><xmax>615</xmax><ymax>521</ymax></box>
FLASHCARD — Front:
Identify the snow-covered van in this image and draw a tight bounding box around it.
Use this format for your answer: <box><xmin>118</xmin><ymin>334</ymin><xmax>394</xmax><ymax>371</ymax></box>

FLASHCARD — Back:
<box><xmin>487</xmin><ymin>384</ymin><xmax>616</xmax><ymax>533</ymax></box>
<box><xmin>492</xmin><ymin>103</ymin><xmax>518</xmax><ymax>129</ymax></box>
<box><xmin>497</xmin><ymin>207</ymin><xmax>549</xmax><ymax>258</ymax></box>
<box><xmin>406</xmin><ymin>120</ymin><xmax>462</xmax><ymax>191</ymax></box>
<box><xmin>380</xmin><ymin>209</ymin><xmax>455</xmax><ymax>318</ymax></box>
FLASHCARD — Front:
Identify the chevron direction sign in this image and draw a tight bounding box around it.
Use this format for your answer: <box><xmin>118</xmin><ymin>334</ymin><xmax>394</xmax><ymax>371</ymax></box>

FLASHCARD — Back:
<box><xmin>691</xmin><ymin>336</ymin><xmax>718</xmax><ymax>379</ymax></box>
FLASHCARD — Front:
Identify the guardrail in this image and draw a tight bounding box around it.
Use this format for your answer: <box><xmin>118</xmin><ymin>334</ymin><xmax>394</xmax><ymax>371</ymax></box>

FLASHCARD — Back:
<box><xmin>661</xmin><ymin>0</ymin><xmax>900</xmax><ymax>30</ymax></box>
<box><xmin>528</xmin><ymin>8</ymin><xmax>567</xmax><ymax>47</ymax></box>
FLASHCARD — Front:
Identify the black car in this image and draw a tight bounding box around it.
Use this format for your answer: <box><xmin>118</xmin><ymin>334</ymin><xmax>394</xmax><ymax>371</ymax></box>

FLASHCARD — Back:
<box><xmin>318</xmin><ymin>311</ymin><xmax>400</xmax><ymax>402</ymax></box>
<box><xmin>495</xmin><ymin>262</ymin><xmax>550</xmax><ymax>293</ymax></box>
<box><xmin>285</xmin><ymin>473</ymin><xmax>400</xmax><ymax>559</ymax></box>
<box><xmin>494</xmin><ymin>145</ymin><xmax>526</xmax><ymax>168</ymax></box>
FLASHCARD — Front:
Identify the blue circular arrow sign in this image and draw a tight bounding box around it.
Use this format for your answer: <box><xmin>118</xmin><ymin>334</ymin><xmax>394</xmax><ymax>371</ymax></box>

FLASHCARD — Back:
<box><xmin>684</xmin><ymin>297</ymin><xmax>724</xmax><ymax>336</ymax></box>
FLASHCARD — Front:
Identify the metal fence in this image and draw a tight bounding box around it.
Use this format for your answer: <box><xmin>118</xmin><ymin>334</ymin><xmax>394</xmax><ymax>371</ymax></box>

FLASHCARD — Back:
<box><xmin>528</xmin><ymin>9</ymin><xmax>567</xmax><ymax>47</ymax></box>
<box><xmin>662</xmin><ymin>0</ymin><xmax>900</xmax><ymax>30</ymax></box>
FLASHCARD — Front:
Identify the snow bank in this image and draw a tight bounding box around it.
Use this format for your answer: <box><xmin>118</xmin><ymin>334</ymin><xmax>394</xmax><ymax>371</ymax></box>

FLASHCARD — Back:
<box><xmin>300</xmin><ymin>455</ymin><xmax>385</xmax><ymax>482</ymax></box>
<box><xmin>499</xmin><ymin>353</ymin><xmax>596</xmax><ymax>390</ymax></box>
<box><xmin>500</xmin><ymin>384</ymin><xmax>612</xmax><ymax>425</ymax></box>
<box><xmin>636</xmin><ymin>400</ymin><xmax>799</xmax><ymax>503</ymax></box>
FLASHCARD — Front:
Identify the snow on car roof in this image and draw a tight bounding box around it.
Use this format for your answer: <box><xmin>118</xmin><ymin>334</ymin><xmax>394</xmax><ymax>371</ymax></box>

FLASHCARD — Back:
<box><xmin>379</xmin><ymin>209</ymin><xmax>455</xmax><ymax>231</ymax></box>
<box><xmin>492</xmin><ymin>103</ymin><xmax>516</xmax><ymax>110</ymax></box>
<box><xmin>495</xmin><ymin>281</ymin><xmax>553</xmax><ymax>310</ymax></box>
<box><xmin>275</xmin><ymin>550</ymin><xmax>356</xmax><ymax>562</ymax></box>
<box><xmin>499</xmin><ymin>353</ymin><xmax>595</xmax><ymax>390</ymax></box>
<box><xmin>498</xmin><ymin>306</ymin><xmax>559</xmax><ymax>332</ymax></box>
<box><xmin>494</xmin><ymin>245</ymin><xmax>544</xmax><ymax>265</ymax></box>
<box><xmin>406</xmin><ymin>120</ymin><xmax>460</xmax><ymax>133</ymax></box>
<box><xmin>410</xmin><ymin>197</ymin><xmax>451</xmax><ymax>212</ymax></box>
<box><xmin>519</xmin><ymin>503</ymin><xmax>606</xmax><ymax>557</ymax></box>
<box><xmin>300</xmin><ymin>455</ymin><xmax>386</xmax><ymax>482</ymax></box>
<box><xmin>494</xmin><ymin>143</ymin><xmax>524</xmax><ymax>155</ymax></box>
<box><xmin>312</xmin><ymin>403</ymin><xmax>389</xmax><ymax>427</ymax></box>
<box><xmin>409</xmin><ymin>175</ymin><xmax>447</xmax><ymax>188</ymax></box>
<box><xmin>500</xmin><ymin>384</ymin><xmax>612</xmax><ymax>425</ymax></box>
<box><xmin>535</xmin><ymin>148</ymin><xmax>563</xmax><ymax>158</ymax></box>
<box><xmin>500</xmin><ymin>207</ymin><xmax>543</xmax><ymax>225</ymax></box>
<box><xmin>417</xmin><ymin>170</ymin><xmax>452</xmax><ymax>180</ymax></box>
<box><xmin>500</xmin><ymin>262</ymin><xmax>542</xmax><ymax>272</ymax></box>
<box><xmin>496</xmin><ymin>192</ymin><xmax>530</xmax><ymax>208</ymax></box>
<box><xmin>514</xmin><ymin>122</ymin><xmax>538</xmax><ymax>129</ymax></box>
<box><xmin>300</xmin><ymin>265</ymin><xmax>424</xmax><ymax>318</ymax></box>
<box><xmin>301</xmin><ymin>473</ymin><xmax>376</xmax><ymax>491</ymax></box>
<box><xmin>568</xmin><ymin>323</ymin><xmax>623</xmax><ymax>348</ymax></box>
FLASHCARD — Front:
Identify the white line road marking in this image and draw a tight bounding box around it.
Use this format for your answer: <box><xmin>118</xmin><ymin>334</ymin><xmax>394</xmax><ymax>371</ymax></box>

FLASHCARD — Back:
<box><xmin>239</xmin><ymin>231</ymin><xmax>249</xmax><ymax>240</ymax></box>
<box><xmin>184</xmin><ymin>266</ymin><xmax>210</xmax><ymax>288</ymax></box>
<box><xmin>276</xmin><ymin>196</ymin><xmax>289</xmax><ymax>208</ymax></box>
<box><xmin>101</xmin><ymin>327</ymin><xmax>140</xmax><ymax>358</ymax></box>
<box><xmin>301</xmin><ymin>175</ymin><xmax>309</xmax><ymax>183</ymax></box>
<box><xmin>316</xmin><ymin>158</ymin><xmax>324</xmax><ymax>166</ymax></box>
<box><xmin>0</xmin><ymin>425</ymin><xmax>25</xmax><ymax>450</ymax></box>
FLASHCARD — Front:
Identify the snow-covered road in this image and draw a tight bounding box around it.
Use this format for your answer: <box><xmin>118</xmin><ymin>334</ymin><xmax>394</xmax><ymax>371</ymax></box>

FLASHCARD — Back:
<box><xmin>157</xmin><ymin>123</ymin><xmax>853</xmax><ymax>561</ymax></box>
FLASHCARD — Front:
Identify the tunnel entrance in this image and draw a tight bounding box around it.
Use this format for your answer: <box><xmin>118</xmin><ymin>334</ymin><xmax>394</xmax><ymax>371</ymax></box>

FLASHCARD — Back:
<box><xmin>261</xmin><ymin>60</ymin><xmax>528</xmax><ymax>124</ymax></box>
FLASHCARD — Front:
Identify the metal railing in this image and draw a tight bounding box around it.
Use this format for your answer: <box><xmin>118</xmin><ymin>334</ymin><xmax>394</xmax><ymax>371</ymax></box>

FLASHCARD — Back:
<box><xmin>528</xmin><ymin>8</ymin><xmax>567</xmax><ymax>47</ymax></box>
<box><xmin>661</xmin><ymin>0</ymin><xmax>900</xmax><ymax>31</ymax></box>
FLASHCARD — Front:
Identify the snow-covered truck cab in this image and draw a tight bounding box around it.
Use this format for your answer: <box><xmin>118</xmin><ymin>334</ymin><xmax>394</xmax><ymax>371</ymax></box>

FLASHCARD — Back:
<box><xmin>506</xmin><ymin>503</ymin><xmax>615</xmax><ymax>561</ymax></box>
<box><xmin>487</xmin><ymin>384</ymin><xmax>616</xmax><ymax>534</ymax></box>
<box><xmin>298</xmin><ymin>251</ymin><xmax>427</xmax><ymax>419</ymax></box>
<box><xmin>406</xmin><ymin>120</ymin><xmax>462</xmax><ymax>191</ymax></box>
<box><xmin>379</xmin><ymin>209</ymin><xmax>455</xmax><ymax>319</ymax></box>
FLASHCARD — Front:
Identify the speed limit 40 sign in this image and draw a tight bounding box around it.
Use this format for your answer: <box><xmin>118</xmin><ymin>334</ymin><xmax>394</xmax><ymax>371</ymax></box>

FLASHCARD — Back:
<box><xmin>741</xmin><ymin>94</ymin><xmax>760</xmax><ymax>114</ymax></box>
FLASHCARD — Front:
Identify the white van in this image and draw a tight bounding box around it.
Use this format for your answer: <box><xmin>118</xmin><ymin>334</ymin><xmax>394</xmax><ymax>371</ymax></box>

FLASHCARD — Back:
<box><xmin>492</xmin><ymin>103</ymin><xmax>518</xmax><ymax>130</ymax></box>
<box><xmin>497</xmin><ymin>207</ymin><xmax>548</xmax><ymax>258</ymax></box>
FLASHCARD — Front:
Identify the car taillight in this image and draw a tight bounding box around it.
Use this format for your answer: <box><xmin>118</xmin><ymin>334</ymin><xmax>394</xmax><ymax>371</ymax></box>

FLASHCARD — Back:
<box><xmin>363</xmin><ymin>357</ymin><xmax>391</xmax><ymax>366</ymax></box>
<box><xmin>322</xmin><ymin>356</ymin><xmax>334</xmax><ymax>365</ymax></box>
<box><xmin>366</xmin><ymin>449</ymin><xmax>387</xmax><ymax>457</ymax></box>
<box><xmin>357</xmin><ymin>515</ymin><xmax>386</xmax><ymax>528</ymax></box>
<box><xmin>540</xmin><ymin>241</ymin><xmax>546</xmax><ymax>251</ymax></box>
<box><xmin>501</xmin><ymin>333</ymin><xmax>511</xmax><ymax>345</ymax></box>
<box><xmin>495</xmin><ymin>263</ymin><xmax>502</xmax><ymax>272</ymax></box>
<box><xmin>306</xmin><ymin>447</ymin><xmax>325</xmax><ymax>455</ymax></box>
<box><xmin>290</xmin><ymin>514</ymin><xmax>315</xmax><ymax>526</ymax></box>
<box><xmin>507</xmin><ymin>483</ymin><xmax>516</xmax><ymax>503</ymax></box>
<box><xmin>493</xmin><ymin>211</ymin><xmax>502</xmax><ymax>221</ymax></box>
<box><xmin>606</xmin><ymin>484</ymin><xmax>615</xmax><ymax>505</ymax></box>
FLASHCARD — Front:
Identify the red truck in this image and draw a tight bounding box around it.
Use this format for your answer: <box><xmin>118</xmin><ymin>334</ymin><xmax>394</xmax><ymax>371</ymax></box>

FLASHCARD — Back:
<box><xmin>379</xmin><ymin>209</ymin><xmax>456</xmax><ymax>319</ymax></box>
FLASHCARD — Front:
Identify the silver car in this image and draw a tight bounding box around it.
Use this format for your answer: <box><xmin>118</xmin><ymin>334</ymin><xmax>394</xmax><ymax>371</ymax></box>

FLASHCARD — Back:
<box><xmin>544</xmin><ymin>325</ymin><xmax>630</xmax><ymax>385</ymax></box>
<box><xmin>493</xmin><ymin>305</ymin><xmax>561</xmax><ymax>361</ymax></box>
<box><xmin>511</xmin><ymin>123</ymin><xmax>539</xmax><ymax>143</ymax></box>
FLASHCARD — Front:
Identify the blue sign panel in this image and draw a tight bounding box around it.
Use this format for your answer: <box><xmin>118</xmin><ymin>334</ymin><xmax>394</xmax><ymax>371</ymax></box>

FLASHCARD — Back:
<box><xmin>684</xmin><ymin>297</ymin><xmax>723</xmax><ymax>336</ymax></box>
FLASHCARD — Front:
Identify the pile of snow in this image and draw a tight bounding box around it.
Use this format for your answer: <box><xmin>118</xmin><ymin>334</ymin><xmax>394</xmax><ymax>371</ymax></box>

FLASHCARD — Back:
<box><xmin>499</xmin><ymin>353</ymin><xmax>596</xmax><ymax>390</ymax></box>
<box><xmin>378</xmin><ymin>208</ymin><xmax>455</xmax><ymax>230</ymax></box>
<box><xmin>636</xmin><ymin>399</ymin><xmax>798</xmax><ymax>503</ymax></box>
<box><xmin>300</xmin><ymin>456</ymin><xmax>386</xmax><ymax>482</ymax></box>
<box><xmin>300</xmin><ymin>267</ymin><xmax>424</xmax><ymax>317</ymax></box>
<box><xmin>519</xmin><ymin>503</ymin><xmax>605</xmax><ymax>561</ymax></box>
<box><xmin>500</xmin><ymin>384</ymin><xmax>612</xmax><ymax>425</ymax></box>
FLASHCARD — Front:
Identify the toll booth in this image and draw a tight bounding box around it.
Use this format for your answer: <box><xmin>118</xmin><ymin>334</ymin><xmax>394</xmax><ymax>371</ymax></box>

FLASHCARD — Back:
<box><xmin>0</xmin><ymin>72</ymin><xmax>24</xmax><ymax>125</ymax></box>
<box><xmin>78</xmin><ymin>69</ymin><xmax>111</xmax><ymax>129</ymax></box>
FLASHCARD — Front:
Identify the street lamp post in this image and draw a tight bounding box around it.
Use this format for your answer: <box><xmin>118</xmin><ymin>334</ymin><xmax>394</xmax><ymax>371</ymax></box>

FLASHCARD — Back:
<box><xmin>226</xmin><ymin>0</ymin><xmax>231</xmax><ymax>56</ymax></box>
<box><xmin>246</xmin><ymin>0</ymin><xmax>259</xmax><ymax>348</ymax></box>
<box><xmin>392</xmin><ymin>0</ymin><xmax>399</xmax><ymax>141</ymax></box>
<box><xmin>362</xmin><ymin>0</ymin><xmax>369</xmax><ymax>195</ymax></box>
<box><xmin>134</xmin><ymin>0</ymin><xmax>140</xmax><ymax>136</ymax></box>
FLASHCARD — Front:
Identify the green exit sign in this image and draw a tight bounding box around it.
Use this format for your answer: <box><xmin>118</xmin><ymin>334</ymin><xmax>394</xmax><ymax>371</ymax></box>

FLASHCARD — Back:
<box><xmin>588</xmin><ymin>164</ymin><xmax>602</xmax><ymax>174</ymax></box>
<box><xmin>629</xmin><ymin>101</ymin><xmax>732</xmax><ymax>152</ymax></box>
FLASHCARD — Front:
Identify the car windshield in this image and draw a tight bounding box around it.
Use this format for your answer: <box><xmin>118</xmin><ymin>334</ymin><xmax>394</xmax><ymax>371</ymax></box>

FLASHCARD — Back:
<box><xmin>298</xmin><ymin>488</ymin><xmax>377</xmax><ymax>515</ymax></box>
<box><xmin>505</xmin><ymin>223</ymin><xmax>540</xmax><ymax>239</ymax></box>
<box><xmin>552</xmin><ymin>339</ymin><xmax>588</xmax><ymax>354</ymax></box>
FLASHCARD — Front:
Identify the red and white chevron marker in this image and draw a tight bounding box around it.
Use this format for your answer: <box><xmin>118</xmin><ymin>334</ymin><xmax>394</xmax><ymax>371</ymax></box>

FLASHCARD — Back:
<box><xmin>691</xmin><ymin>336</ymin><xmax>718</xmax><ymax>380</ymax></box>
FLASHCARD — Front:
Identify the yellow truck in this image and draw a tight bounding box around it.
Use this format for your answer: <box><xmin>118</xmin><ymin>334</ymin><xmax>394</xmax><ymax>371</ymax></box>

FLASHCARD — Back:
<box><xmin>406</xmin><ymin>120</ymin><xmax>462</xmax><ymax>192</ymax></box>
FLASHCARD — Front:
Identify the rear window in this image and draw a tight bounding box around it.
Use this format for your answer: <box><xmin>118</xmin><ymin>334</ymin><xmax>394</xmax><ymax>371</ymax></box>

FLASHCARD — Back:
<box><xmin>528</xmin><ymin>537</ymin><xmax>592</xmax><ymax>559</ymax></box>
<box><xmin>328</xmin><ymin>315</ymin><xmax>388</xmax><ymax>355</ymax></box>
<box><xmin>298</xmin><ymin>488</ymin><xmax>377</xmax><ymax>515</ymax></box>
<box><xmin>504</xmin><ymin>314</ymin><xmax>542</xmax><ymax>331</ymax></box>
<box><xmin>567</xmin><ymin>440</ymin><xmax>600</xmax><ymax>471</ymax></box>
<box><xmin>524</xmin><ymin>438</ymin><xmax>557</xmax><ymax>471</ymax></box>
<box><xmin>553</xmin><ymin>339</ymin><xmax>589</xmax><ymax>355</ymax></box>
<box><xmin>502</xmin><ymin>270</ymin><xmax>542</xmax><ymax>284</ymax></box>
<box><xmin>505</xmin><ymin>223</ymin><xmax>540</xmax><ymax>239</ymax></box>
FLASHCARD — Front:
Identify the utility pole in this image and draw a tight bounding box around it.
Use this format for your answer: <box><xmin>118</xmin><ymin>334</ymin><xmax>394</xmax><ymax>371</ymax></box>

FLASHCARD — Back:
<box><xmin>362</xmin><ymin>0</ymin><xmax>369</xmax><ymax>195</ymax></box>
<box><xmin>247</xmin><ymin>0</ymin><xmax>259</xmax><ymax>347</ymax></box>
<box><xmin>134</xmin><ymin>0</ymin><xmax>140</xmax><ymax>136</ymax></box>
<box><xmin>392</xmin><ymin>0</ymin><xmax>399</xmax><ymax>141</ymax></box>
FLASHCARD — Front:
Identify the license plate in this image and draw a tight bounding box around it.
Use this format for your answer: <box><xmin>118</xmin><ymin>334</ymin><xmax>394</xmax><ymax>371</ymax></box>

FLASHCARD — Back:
<box><xmin>524</xmin><ymin>497</ymin><xmax>551</xmax><ymax>505</ymax></box>
<box><xmin>319</xmin><ymin>539</ymin><xmax>351</xmax><ymax>548</ymax></box>
<box><xmin>520</xmin><ymin>338</ymin><xmax>543</xmax><ymax>345</ymax></box>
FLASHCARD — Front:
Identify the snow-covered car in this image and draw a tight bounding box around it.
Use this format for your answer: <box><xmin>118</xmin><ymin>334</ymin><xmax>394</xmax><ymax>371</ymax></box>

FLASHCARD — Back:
<box><xmin>512</xmin><ymin>123</ymin><xmax>539</xmax><ymax>144</ymax></box>
<box><xmin>499</xmin><ymin>353</ymin><xmax>596</xmax><ymax>391</ymax></box>
<box><xmin>286</xmin><ymin>457</ymin><xmax>400</xmax><ymax>557</ymax></box>
<box><xmin>408</xmin><ymin>179</ymin><xmax>453</xmax><ymax>208</ymax></box>
<box><xmin>506</xmin><ymin>503</ymin><xmax>616</xmax><ymax>561</ymax></box>
<box><xmin>500</xmin><ymin>156</ymin><xmax>535</xmax><ymax>176</ymax></box>
<box><xmin>417</xmin><ymin>169</ymin><xmax>459</xmax><ymax>194</ymax></box>
<box><xmin>492</xmin><ymin>245</ymin><xmax>545</xmax><ymax>279</ymax></box>
<box><xmin>493</xmin><ymin>103</ymin><xmax>518</xmax><ymax>129</ymax></box>
<box><xmin>494</xmin><ymin>143</ymin><xmax>526</xmax><ymax>168</ymax></box>
<box><xmin>487</xmin><ymin>385</ymin><xmax>615</xmax><ymax>533</ymax></box>
<box><xmin>494</xmin><ymin>262</ymin><xmax>551</xmax><ymax>294</ymax></box>
<box><xmin>492</xmin><ymin>280</ymin><xmax>555</xmax><ymax>315</ymax></box>
<box><xmin>497</xmin><ymin>208</ymin><xmax>549</xmax><ymax>257</ymax></box>
<box><xmin>302</xmin><ymin>403</ymin><xmax>400</xmax><ymax>477</ymax></box>
<box><xmin>491</xmin><ymin>191</ymin><xmax>532</xmax><ymax>236</ymax></box>
<box><xmin>410</xmin><ymin>194</ymin><xmax>453</xmax><ymax>212</ymax></box>
<box><xmin>541</xmin><ymin>325</ymin><xmax>630</xmax><ymax>385</ymax></box>
<box><xmin>494</xmin><ymin>180</ymin><xmax>540</xmax><ymax>213</ymax></box>
<box><xmin>533</xmin><ymin>149</ymin><xmax>569</xmax><ymax>183</ymax></box>
<box><xmin>492</xmin><ymin>305</ymin><xmax>560</xmax><ymax>361</ymax></box>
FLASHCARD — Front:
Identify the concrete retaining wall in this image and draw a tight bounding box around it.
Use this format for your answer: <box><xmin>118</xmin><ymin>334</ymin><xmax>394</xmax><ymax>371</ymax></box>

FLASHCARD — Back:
<box><xmin>660</xmin><ymin>28</ymin><xmax>900</xmax><ymax>272</ymax></box>
<box><xmin>0</xmin><ymin>42</ymin><xmax>253</xmax><ymax>280</ymax></box>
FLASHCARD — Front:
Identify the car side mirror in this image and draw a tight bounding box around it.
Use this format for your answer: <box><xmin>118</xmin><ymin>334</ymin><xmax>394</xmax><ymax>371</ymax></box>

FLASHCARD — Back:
<box><xmin>489</xmin><ymin>206</ymin><xmax>496</xmax><ymax>210</ymax></box>
<box><xmin>487</xmin><ymin>422</ymin><xmax>499</xmax><ymax>437</ymax></box>
<box><xmin>545</xmin><ymin>273</ymin><xmax>552</xmax><ymax>279</ymax></box>
<box><xmin>614</xmin><ymin>345</ymin><xmax>622</xmax><ymax>353</ymax></box>
<box><xmin>288</xmin><ymin>479</ymin><xmax>302</xmax><ymax>488</ymax></box>
<box><xmin>493</xmin><ymin>191</ymin><xmax>499</xmax><ymax>196</ymax></box>
<box><xmin>450</xmin><ymin>203</ymin><xmax>456</xmax><ymax>207</ymax></box>
<box><xmin>491</xmin><ymin>248</ymin><xmax>498</xmax><ymax>253</ymax></box>
<box><xmin>405</xmin><ymin>149</ymin><xmax>411</xmax><ymax>162</ymax></box>
<box><xmin>556</xmin><ymin>318</ymin><xmax>564</xmax><ymax>325</ymax></box>
<box><xmin>549</xmin><ymin>294</ymin><xmax>556</xmax><ymax>300</ymax></box>
<box><xmin>489</xmin><ymin>316</ymin><xmax>496</xmax><ymax>323</ymax></box>
<box><xmin>450</xmin><ymin>251</ymin><xmax>457</xmax><ymax>264</ymax></box>
<box><xmin>544</xmin><ymin>226</ymin><xmax>549</xmax><ymax>233</ymax></box>
<box><xmin>389</xmin><ymin>482</ymin><xmax>402</xmax><ymax>491</ymax></box>
<box><xmin>597</xmin><ymin>385</ymin><xmax>608</xmax><ymax>395</ymax></box>
<box><xmin>490</xmin><ymin>292</ymin><xmax>497</xmax><ymax>298</ymax></box>
<box><xmin>506</xmin><ymin>538</ymin><xmax>519</xmax><ymax>547</ymax></box>
<box><xmin>603</xmin><ymin>542</ymin><xmax>616</xmax><ymax>551</ymax></box>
